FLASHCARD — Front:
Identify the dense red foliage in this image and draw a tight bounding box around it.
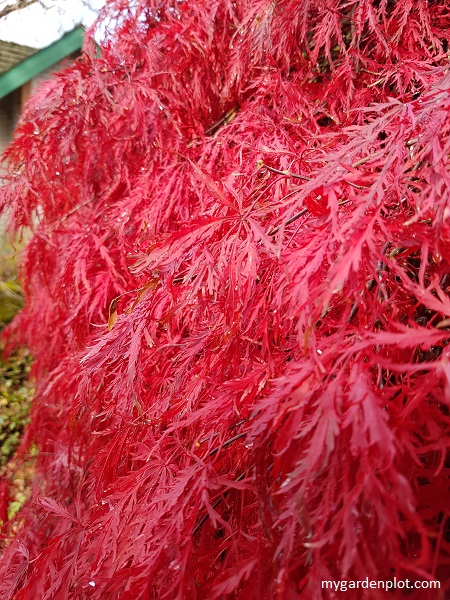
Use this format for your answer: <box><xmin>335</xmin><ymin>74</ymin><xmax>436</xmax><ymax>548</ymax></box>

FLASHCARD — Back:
<box><xmin>1</xmin><ymin>0</ymin><xmax>450</xmax><ymax>598</ymax></box>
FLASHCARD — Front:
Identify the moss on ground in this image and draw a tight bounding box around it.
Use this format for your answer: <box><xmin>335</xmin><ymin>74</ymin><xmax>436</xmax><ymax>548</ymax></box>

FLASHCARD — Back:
<box><xmin>0</xmin><ymin>237</ymin><xmax>24</xmax><ymax>329</ymax></box>
<box><xmin>0</xmin><ymin>235</ymin><xmax>35</xmax><ymax>524</ymax></box>
<box><xmin>0</xmin><ymin>346</ymin><xmax>33</xmax><ymax>468</ymax></box>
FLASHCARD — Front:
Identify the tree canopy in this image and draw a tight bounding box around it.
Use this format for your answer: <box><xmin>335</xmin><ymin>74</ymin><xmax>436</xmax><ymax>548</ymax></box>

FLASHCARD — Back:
<box><xmin>1</xmin><ymin>1</ymin><xmax>450</xmax><ymax>598</ymax></box>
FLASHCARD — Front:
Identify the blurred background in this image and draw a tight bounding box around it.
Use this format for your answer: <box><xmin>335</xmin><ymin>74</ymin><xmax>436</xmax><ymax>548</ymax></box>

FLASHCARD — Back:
<box><xmin>0</xmin><ymin>0</ymin><xmax>105</xmax><ymax>502</ymax></box>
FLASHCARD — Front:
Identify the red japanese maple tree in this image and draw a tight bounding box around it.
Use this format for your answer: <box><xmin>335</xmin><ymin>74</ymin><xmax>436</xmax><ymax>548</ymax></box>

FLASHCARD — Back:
<box><xmin>1</xmin><ymin>1</ymin><xmax>450</xmax><ymax>598</ymax></box>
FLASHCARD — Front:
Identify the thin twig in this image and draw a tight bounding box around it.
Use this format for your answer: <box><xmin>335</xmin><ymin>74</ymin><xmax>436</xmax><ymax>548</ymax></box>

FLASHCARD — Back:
<box><xmin>268</xmin><ymin>208</ymin><xmax>308</xmax><ymax>236</ymax></box>
<box><xmin>208</xmin><ymin>433</ymin><xmax>247</xmax><ymax>457</ymax></box>
<box><xmin>260</xmin><ymin>163</ymin><xmax>311</xmax><ymax>181</ymax></box>
<box><xmin>268</xmin><ymin>199</ymin><xmax>351</xmax><ymax>237</ymax></box>
<box><xmin>0</xmin><ymin>0</ymin><xmax>39</xmax><ymax>19</ymax></box>
<box><xmin>193</xmin><ymin>471</ymin><xmax>247</xmax><ymax>536</ymax></box>
<box><xmin>58</xmin><ymin>198</ymin><xmax>93</xmax><ymax>225</ymax></box>
<box><xmin>351</xmin><ymin>151</ymin><xmax>384</xmax><ymax>168</ymax></box>
<box><xmin>347</xmin><ymin>304</ymin><xmax>359</xmax><ymax>323</ymax></box>
<box><xmin>344</xmin><ymin>179</ymin><xmax>368</xmax><ymax>190</ymax></box>
<box><xmin>204</xmin><ymin>107</ymin><xmax>239</xmax><ymax>136</ymax></box>
<box><xmin>199</xmin><ymin>419</ymin><xmax>246</xmax><ymax>444</ymax></box>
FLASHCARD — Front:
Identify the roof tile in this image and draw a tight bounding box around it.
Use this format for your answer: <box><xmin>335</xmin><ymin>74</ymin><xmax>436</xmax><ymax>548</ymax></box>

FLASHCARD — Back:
<box><xmin>0</xmin><ymin>40</ymin><xmax>37</xmax><ymax>74</ymax></box>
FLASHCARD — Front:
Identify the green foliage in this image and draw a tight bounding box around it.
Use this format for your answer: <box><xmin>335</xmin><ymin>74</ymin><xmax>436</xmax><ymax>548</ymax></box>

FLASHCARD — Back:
<box><xmin>0</xmin><ymin>346</ymin><xmax>33</xmax><ymax>468</ymax></box>
<box><xmin>0</xmin><ymin>237</ymin><xmax>23</xmax><ymax>329</ymax></box>
<box><xmin>0</xmin><ymin>234</ymin><xmax>32</xmax><ymax>467</ymax></box>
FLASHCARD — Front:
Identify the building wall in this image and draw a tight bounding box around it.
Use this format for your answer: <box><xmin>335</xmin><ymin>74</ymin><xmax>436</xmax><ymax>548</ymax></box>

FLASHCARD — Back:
<box><xmin>0</xmin><ymin>52</ymin><xmax>79</xmax><ymax>158</ymax></box>
<box><xmin>0</xmin><ymin>89</ymin><xmax>20</xmax><ymax>157</ymax></box>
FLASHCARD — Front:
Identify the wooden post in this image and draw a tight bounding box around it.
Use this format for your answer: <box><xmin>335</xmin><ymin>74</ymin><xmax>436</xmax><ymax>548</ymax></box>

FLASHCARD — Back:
<box><xmin>20</xmin><ymin>80</ymin><xmax>31</xmax><ymax>113</ymax></box>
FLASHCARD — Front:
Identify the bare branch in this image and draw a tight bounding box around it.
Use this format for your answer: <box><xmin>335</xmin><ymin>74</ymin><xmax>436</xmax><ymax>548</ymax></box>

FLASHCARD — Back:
<box><xmin>0</xmin><ymin>0</ymin><xmax>97</xmax><ymax>21</ymax></box>
<box><xmin>0</xmin><ymin>0</ymin><xmax>40</xmax><ymax>20</ymax></box>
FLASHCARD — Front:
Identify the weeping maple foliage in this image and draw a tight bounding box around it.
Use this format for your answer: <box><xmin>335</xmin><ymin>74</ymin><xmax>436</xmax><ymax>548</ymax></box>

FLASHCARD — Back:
<box><xmin>1</xmin><ymin>0</ymin><xmax>450</xmax><ymax>598</ymax></box>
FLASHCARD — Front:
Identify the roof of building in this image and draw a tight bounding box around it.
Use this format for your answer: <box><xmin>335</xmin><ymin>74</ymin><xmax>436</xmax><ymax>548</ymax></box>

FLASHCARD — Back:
<box><xmin>0</xmin><ymin>26</ymin><xmax>84</xmax><ymax>100</ymax></box>
<box><xmin>0</xmin><ymin>40</ymin><xmax>37</xmax><ymax>74</ymax></box>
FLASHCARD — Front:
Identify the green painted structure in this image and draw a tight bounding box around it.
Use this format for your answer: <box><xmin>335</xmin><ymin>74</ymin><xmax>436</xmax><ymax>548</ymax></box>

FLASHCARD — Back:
<box><xmin>0</xmin><ymin>26</ymin><xmax>84</xmax><ymax>100</ymax></box>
